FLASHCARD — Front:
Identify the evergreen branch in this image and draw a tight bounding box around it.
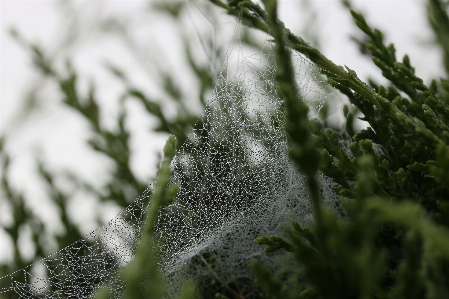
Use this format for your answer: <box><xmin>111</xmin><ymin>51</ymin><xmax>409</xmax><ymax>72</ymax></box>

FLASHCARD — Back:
<box><xmin>209</xmin><ymin>0</ymin><xmax>444</xmax><ymax>147</ymax></box>
<box><xmin>94</xmin><ymin>136</ymin><xmax>180</xmax><ymax>299</ymax></box>
<box><xmin>365</xmin><ymin>197</ymin><xmax>449</xmax><ymax>259</ymax></box>
<box><xmin>261</xmin><ymin>0</ymin><xmax>323</xmax><ymax>220</ymax></box>
<box><xmin>428</xmin><ymin>0</ymin><xmax>449</xmax><ymax>76</ymax></box>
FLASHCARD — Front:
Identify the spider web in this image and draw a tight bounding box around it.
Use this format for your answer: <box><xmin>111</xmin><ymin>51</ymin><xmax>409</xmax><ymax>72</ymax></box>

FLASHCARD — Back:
<box><xmin>0</xmin><ymin>3</ymin><xmax>345</xmax><ymax>299</ymax></box>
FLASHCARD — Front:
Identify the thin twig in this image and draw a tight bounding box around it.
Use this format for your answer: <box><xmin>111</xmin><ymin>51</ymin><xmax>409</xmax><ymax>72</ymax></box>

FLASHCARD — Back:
<box><xmin>198</xmin><ymin>254</ymin><xmax>244</xmax><ymax>299</ymax></box>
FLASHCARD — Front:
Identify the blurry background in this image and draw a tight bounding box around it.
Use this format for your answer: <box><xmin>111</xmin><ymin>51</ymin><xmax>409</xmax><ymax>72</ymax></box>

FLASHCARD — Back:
<box><xmin>0</xmin><ymin>0</ymin><xmax>445</xmax><ymax>280</ymax></box>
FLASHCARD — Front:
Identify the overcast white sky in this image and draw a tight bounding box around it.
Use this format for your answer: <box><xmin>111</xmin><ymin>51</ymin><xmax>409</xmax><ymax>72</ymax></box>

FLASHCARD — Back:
<box><xmin>0</xmin><ymin>0</ymin><xmax>445</xmax><ymax>263</ymax></box>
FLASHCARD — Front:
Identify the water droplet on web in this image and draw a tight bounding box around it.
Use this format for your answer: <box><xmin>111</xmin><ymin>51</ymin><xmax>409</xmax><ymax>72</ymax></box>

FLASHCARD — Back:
<box><xmin>0</xmin><ymin>2</ymin><xmax>343</xmax><ymax>298</ymax></box>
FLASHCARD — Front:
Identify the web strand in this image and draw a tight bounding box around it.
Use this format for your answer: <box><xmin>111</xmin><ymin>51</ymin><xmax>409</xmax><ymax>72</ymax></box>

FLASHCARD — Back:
<box><xmin>0</xmin><ymin>6</ymin><xmax>343</xmax><ymax>299</ymax></box>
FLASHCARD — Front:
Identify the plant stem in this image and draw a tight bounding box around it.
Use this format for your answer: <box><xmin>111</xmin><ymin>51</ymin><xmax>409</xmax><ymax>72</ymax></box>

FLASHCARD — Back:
<box><xmin>198</xmin><ymin>254</ymin><xmax>244</xmax><ymax>299</ymax></box>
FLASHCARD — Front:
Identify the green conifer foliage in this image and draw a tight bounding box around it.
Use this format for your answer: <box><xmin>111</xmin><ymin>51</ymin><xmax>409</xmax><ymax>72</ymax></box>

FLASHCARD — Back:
<box><xmin>0</xmin><ymin>3</ymin><xmax>219</xmax><ymax>290</ymax></box>
<box><xmin>102</xmin><ymin>0</ymin><xmax>449</xmax><ymax>297</ymax></box>
<box><xmin>207</xmin><ymin>0</ymin><xmax>449</xmax><ymax>298</ymax></box>
<box><xmin>3</xmin><ymin>0</ymin><xmax>449</xmax><ymax>298</ymax></box>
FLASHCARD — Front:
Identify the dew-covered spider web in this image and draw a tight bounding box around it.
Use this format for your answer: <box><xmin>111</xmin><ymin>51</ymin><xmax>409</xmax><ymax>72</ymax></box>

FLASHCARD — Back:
<box><xmin>0</xmin><ymin>4</ymin><xmax>346</xmax><ymax>299</ymax></box>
